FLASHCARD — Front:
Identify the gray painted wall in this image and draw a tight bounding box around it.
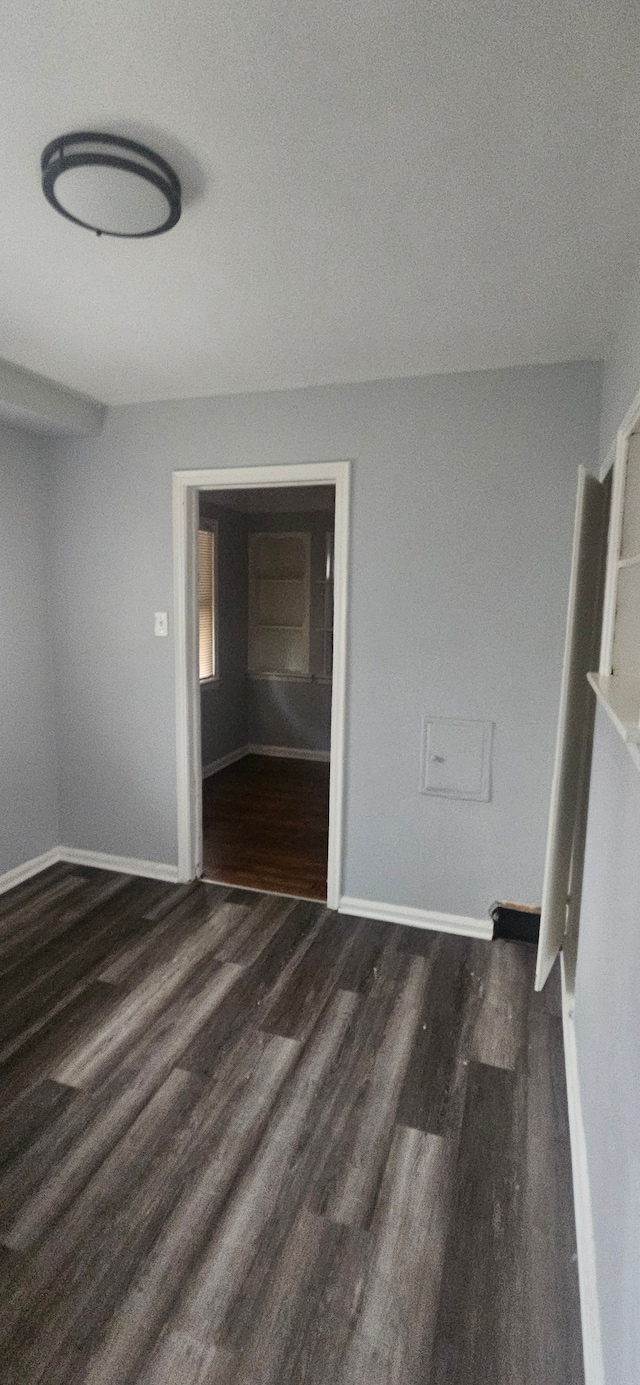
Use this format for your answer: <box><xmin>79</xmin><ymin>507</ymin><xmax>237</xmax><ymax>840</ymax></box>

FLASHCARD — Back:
<box><xmin>574</xmin><ymin>273</ymin><xmax>640</xmax><ymax>1385</ymax></box>
<box><xmin>199</xmin><ymin>501</ymin><xmax>248</xmax><ymax>769</ymax></box>
<box><xmin>575</xmin><ymin>706</ymin><xmax>640</xmax><ymax>1385</ymax></box>
<box><xmin>0</xmin><ymin>423</ymin><xmax>58</xmax><ymax>873</ymax></box>
<box><xmin>48</xmin><ymin>361</ymin><xmax>601</xmax><ymax>916</ymax></box>
<box><xmin>246</xmin><ymin>678</ymin><xmax>331</xmax><ymax>752</ymax></box>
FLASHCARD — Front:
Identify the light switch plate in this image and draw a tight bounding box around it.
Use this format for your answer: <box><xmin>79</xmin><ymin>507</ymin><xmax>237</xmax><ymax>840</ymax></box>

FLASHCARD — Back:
<box><xmin>154</xmin><ymin>611</ymin><xmax>168</xmax><ymax>637</ymax></box>
<box><xmin>420</xmin><ymin>718</ymin><xmax>493</xmax><ymax>801</ymax></box>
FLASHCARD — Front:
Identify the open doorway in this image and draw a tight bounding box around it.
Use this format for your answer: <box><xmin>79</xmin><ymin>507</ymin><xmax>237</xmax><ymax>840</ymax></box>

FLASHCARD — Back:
<box><xmin>173</xmin><ymin>461</ymin><xmax>350</xmax><ymax>909</ymax></box>
<box><xmin>197</xmin><ymin>485</ymin><xmax>335</xmax><ymax>900</ymax></box>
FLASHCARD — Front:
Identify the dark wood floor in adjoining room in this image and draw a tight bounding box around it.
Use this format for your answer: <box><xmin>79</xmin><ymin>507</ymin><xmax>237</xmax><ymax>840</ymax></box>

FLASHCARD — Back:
<box><xmin>0</xmin><ymin>863</ymin><xmax>583</xmax><ymax>1384</ymax></box>
<box><xmin>202</xmin><ymin>754</ymin><xmax>330</xmax><ymax>900</ymax></box>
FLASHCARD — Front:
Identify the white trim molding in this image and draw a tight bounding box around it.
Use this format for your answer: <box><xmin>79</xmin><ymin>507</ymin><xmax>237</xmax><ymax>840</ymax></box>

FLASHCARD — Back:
<box><xmin>1</xmin><ymin>845</ymin><xmax>180</xmax><ymax>897</ymax></box>
<box><xmin>202</xmin><ymin>745</ymin><xmax>252</xmax><ymax>779</ymax></box>
<box><xmin>338</xmin><ymin>894</ymin><xmax>492</xmax><ymax>940</ymax></box>
<box><xmin>202</xmin><ymin>744</ymin><xmax>331</xmax><ymax>777</ymax></box>
<box><xmin>599</xmin><ymin>429</ymin><xmax>628</xmax><ymax>675</ymax></box>
<box><xmin>560</xmin><ymin>954</ymin><xmax>605</xmax><ymax>1385</ymax></box>
<box><xmin>248</xmin><ymin>744</ymin><xmax>330</xmax><ymax>762</ymax></box>
<box><xmin>0</xmin><ymin>847</ymin><xmax>62</xmax><ymax>897</ymax></box>
<box><xmin>174</xmin><ymin>461</ymin><xmax>351</xmax><ymax>909</ymax></box>
<box><xmin>59</xmin><ymin>847</ymin><xmax>179</xmax><ymax>883</ymax></box>
<box><xmin>599</xmin><ymin>378</ymin><xmax>640</xmax><ymax>678</ymax></box>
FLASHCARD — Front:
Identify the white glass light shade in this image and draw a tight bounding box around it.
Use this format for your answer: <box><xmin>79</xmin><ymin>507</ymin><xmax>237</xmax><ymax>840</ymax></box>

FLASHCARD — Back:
<box><xmin>53</xmin><ymin>164</ymin><xmax>170</xmax><ymax>237</ymax></box>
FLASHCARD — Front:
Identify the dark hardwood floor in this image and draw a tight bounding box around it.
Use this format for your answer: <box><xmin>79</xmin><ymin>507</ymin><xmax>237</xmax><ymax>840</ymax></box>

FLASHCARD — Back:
<box><xmin>0</xmin><ymin>863</ymin><xmax>583</xmax><ymax>1384</ymax></box>
<box><xmin>202</xmin><ymin>755</ymin><xmax>330</xmax><ymax>900</ymax></box>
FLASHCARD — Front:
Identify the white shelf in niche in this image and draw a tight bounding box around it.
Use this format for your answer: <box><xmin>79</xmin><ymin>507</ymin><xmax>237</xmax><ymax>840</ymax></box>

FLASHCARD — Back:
<box><xmin>587</xmin><ymin>672</ymin><xmax>640</xmax><ymax>745</ymax></box>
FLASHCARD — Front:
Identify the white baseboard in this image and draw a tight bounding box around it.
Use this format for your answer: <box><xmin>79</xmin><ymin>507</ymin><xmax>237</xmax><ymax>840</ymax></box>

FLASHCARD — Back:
<box><xmin>0</xmin><ymin>846</ymin><xmax>63</xmax><ymax>897</ymax></box>
<box><xmin>560</xmin><ymin>955</ymin><xmax>604</xmax><ymax>1385</ymax></box>
<box><xmin>248</xmin><ymin>744</ymin><xmax>331</xmax><ymax>763</ymax></box>
<box><xmin>338</xmin><ymin>894</ymin><xmax>492</xmax><ymax>940</ymax></box>
<box><xmin>202</xmin><ymin>745</ymin><xmax>251</xmax><ymax>778</ymax></box>
<box><xmin>59</xmin><ymin>847</ymin><xmax>180</xmax><ymax>884</ymax></box>
<box><xmin>203</xmin><ymin>744</ymin><xmax>331</xmax><ymax>776</ymax></box>
<box><xmin>0</xmin><ymin>844</ymin><xmax>180</xmax><ymax>900</ymax></box>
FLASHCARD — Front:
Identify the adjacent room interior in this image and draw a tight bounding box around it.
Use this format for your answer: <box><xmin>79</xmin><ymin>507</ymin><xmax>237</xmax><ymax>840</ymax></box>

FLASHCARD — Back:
<box><xmin>197</xmin><ymin>485</ymin><xmax>335</xmax><ymax>899</ymax></box>
<box><xmin>1</xmin><ymin>4</ymin><xmax>640</xmax><ymax>1384</ymax></box>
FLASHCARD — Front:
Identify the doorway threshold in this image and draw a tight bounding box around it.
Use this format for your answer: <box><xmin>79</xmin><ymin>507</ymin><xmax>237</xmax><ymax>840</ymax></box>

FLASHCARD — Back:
<box><xmin>199</xmin><ymin>873</ymin><xmax>326</xmax><ymax>906</ymax></box>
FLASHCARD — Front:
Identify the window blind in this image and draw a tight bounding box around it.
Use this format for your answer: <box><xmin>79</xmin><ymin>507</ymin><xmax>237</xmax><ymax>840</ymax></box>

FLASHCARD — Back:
<box><xmin>198</xmin><ymin>529</ymin><xmax>215</xmax><ymax>679</ymax></box>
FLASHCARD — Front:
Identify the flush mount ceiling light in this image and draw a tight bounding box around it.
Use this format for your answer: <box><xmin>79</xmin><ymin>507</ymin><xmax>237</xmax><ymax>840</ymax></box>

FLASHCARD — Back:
<box><xmin>41</xmin><ymin>132</ymin><xmax>181</xmax><ymax>237</ymax></box>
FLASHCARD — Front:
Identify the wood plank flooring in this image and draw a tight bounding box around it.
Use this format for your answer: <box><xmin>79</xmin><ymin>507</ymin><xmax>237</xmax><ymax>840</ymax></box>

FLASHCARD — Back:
<box><xmin>201</xmin><ymin>755</ymin><xmax>330</xmax><ymax>900</ymax></box>
<box><xmin>0</xmin><ymin>863</ymin><xmax>584</xmax><ymax>1384</ymax></box>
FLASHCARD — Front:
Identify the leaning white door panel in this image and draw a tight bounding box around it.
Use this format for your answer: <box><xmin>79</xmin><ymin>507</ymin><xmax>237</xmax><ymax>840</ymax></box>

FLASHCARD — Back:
<box><xmin>536</xmin><ymin>467</ymin><xmax>607</xmax><ymax>990</ymax></box>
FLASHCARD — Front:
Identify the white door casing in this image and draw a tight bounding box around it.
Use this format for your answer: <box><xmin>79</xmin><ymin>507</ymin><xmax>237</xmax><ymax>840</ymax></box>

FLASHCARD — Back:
<box><xmin>173</xmin><ymin>461</ymin><xmax>351</xmax><ymax>910</ymax></box>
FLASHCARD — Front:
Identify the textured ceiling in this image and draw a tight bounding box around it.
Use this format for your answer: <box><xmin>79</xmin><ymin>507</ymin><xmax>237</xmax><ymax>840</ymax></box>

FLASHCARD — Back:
<box><xmin>1</xmin><ymin>0</ymin><xmax>639</xmax><ymax>405</ymax></box>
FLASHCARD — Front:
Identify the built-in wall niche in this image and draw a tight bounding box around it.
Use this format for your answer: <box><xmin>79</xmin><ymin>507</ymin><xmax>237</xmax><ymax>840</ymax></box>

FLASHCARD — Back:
<box><xmin>589</xmin><ymin>428</ymin><xmax>640</xmax><ymax>747</ymax></box>
<box><xmin>612</xmin><ymin>432</ymin><xmax>640</xmax><ymax>678</ymax></box>
<box><xmin>248</xmin><ymin>532</ymin><xmax>311</xmax><ymax>675</ymax></box>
